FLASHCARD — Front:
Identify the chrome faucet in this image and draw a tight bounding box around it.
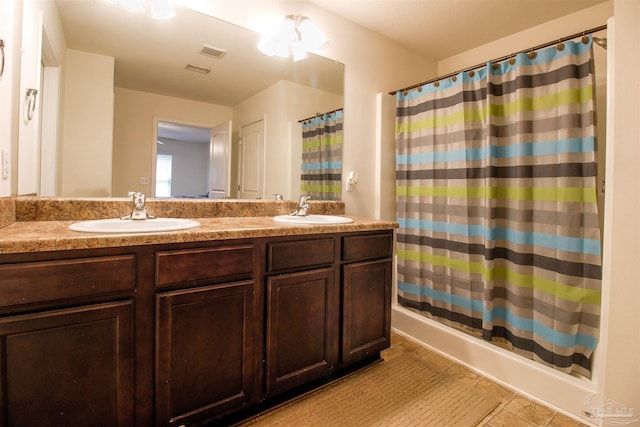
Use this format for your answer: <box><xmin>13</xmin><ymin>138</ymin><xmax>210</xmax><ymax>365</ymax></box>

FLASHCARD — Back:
<box><xmin>291</xmin><ymin>195</ymin><xmax>311</xmax><ymax>216</ymax></box>
<box><xmin>122</xmin><ymin>191</ymin><xmax>155</xmax><ymax>220</ymax></box>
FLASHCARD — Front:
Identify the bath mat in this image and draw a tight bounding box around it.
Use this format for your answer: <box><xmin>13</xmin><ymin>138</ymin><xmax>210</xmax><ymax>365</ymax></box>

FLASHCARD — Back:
<box><xmin>242</xmin><ymin>353</ymin><xmax>500</xmax><ymax>426</ymax></box>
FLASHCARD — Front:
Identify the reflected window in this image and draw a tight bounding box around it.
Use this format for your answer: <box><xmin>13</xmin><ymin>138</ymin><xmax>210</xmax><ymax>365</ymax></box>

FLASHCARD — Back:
<box><xmin>156</xmin><ymin>153</ymin><xmax>173</xmax><ymax>197</ymax></box>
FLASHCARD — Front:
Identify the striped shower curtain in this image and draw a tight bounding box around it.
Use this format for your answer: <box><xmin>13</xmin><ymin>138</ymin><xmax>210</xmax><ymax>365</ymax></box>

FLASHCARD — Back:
<box><xmin>301</xmin><ymin>109</ymin><xmax>343</xmax><ymax>200</ymax></box>
<box><xmin>395</xmin><ymin>36</ymin><xmax>602</xmax><ymax>377</ymax></box>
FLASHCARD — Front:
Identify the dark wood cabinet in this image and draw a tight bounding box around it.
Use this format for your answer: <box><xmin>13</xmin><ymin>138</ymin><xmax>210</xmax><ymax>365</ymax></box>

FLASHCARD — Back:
<box><xmin>265</xmin><ymin>267</ymin><xmax>337</xmax><ymax>396</ymax></box>
<box><xmin>340</xmin><ymin>232</ymin><xmax>393</xmax><ymax>364</ymax></box>
<box><xmin>154</xmin><ymin>244</ymin><xmax>257</xmax><ymax>425</ymax></box>
<box><xmin>342</xmin><ymin>259</ymin><xmax>392</xmax><ymax>363</ymax></box>
<box><xmin>0</xmin><ymin>229</ymin><xmax>394</xmax><ymax>426</ymax></box>
<box><xmin>155</xmin><ymin>281</ymin><xmax>255</xmax><ymax>426</ymax></box>
<box><xmin>0</xmin><ymin>300</ymin><xmax>134</xmax><ymax>427</ymax></box>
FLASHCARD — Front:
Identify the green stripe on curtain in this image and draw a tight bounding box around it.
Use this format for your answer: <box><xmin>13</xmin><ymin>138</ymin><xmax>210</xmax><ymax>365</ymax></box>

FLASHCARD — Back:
<box><xmin>395</xmin><ymin>36</ymin><xmax>602</xmax><ymax>378</ymax></box>
<box><xmin>301</xmin><ymin>109</ymin><xmax>343</xmax><ymax>200</ymax></box>
<box><xmin>396</xmin><ymin>186</ymin><xmax>597</xmax><ymax>202</ymax></box>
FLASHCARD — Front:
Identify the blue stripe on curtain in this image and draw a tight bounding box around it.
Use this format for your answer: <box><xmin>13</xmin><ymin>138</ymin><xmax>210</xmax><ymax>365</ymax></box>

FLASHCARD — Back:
<box><xmin>397</xmin><ymin>138</ymin><xmax>595</xmax><ymax>164</ymax></box>
<box><xmin>302</xmin><ymin>161</ymin><xmax>343</xmax><ymax>170</ymax></box>
<box><xmin>397</xmin><ymin>219</ymin><xmax>601</xmax><ymax>255</ymax></box>
<box><xmin>398</xmin><ymin>281</ymin><xmax>596</xmax><ymax>348</ymax></box>
<box><xmin>395</xmin><ymin>35</ymin><xmax>602</xmax><ymax>378</ymax></box>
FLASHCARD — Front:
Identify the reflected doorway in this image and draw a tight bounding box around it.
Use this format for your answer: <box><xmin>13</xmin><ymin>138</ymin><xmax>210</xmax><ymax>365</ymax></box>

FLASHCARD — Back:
<box><xmin>155</xmin><ymin>121</ymin><xmax>231</xmax><ymax>198</ymax></box>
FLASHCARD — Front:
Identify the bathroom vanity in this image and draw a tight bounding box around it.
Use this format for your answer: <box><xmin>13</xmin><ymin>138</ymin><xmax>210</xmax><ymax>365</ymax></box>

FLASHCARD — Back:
<box><xmin>0</xmin><ymin>198</ymin><xmax>396</xmax><ymax>426</ymax></box>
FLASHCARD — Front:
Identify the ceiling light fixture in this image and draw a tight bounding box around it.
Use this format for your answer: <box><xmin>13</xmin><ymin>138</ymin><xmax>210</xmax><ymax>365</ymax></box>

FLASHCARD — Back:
<box><xmin>107</xmin><ymin>0</ymin><xmax>145</xmax><ymax>13</ymax></box>
<box><xmin>150</xmin><ymin>0</ymin><xmax>175</xmax><ymax>20</ymax></box>
<box><xmin>257</xmin><ymin>15</ymin><xmax>330</xmax><ymax>62</ymax></box>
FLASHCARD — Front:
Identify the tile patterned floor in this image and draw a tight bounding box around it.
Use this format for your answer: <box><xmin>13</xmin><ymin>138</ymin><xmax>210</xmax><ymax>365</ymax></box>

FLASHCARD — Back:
<box><xmin>384</xmin><ymin>332</ymin><xmax>588</xmax><ymax>427</ymax></box>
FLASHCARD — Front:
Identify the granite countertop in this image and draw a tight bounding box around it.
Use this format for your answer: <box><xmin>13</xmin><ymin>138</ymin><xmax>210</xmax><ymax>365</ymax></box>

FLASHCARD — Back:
<box><xmin>0</xmin><ymin>197</ymin><xmax>397</xmax><ymax>254</ymax></box>
<box><xmin>0</xmin><ymin>216</ymin><xmax>397</xmax><ymax>254</ymax></box>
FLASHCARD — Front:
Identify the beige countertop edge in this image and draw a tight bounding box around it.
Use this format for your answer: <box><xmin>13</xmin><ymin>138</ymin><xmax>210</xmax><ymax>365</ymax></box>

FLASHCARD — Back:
<box><xmin>0</xmin><ymin>217</ymin><xmax>398</xmax><ymax>255</ymax></box>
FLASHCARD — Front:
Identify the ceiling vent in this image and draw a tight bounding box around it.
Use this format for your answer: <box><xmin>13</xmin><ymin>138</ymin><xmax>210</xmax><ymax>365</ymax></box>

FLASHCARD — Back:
<box><xmin>185</xmin><ymin>64</ymin><xmax>211</xmax><ymax>74</ymax></box>
<box><xmin>200</xmin><ymin>44</ymin><xmax>227</xmax><ymax>59</ymax></box>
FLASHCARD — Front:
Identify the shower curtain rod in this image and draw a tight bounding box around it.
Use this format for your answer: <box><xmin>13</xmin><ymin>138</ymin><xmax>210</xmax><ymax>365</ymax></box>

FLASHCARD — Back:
<box><xmin>389</xmin><ymin>24</ymin><xmax>607</xmax><ymax>96</ymax></box>
<box><xmin>298</xmin><ymin>107</ymin><xmax>344</xmax><ymax>123</ymax></box>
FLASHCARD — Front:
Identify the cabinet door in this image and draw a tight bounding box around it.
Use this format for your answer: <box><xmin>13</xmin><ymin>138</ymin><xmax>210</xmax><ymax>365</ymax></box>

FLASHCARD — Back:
<box><xmin>265</xmin><ymin>268</ymin><xmax>337</xmax><ymax>396</ymax></box>
<box><xmin>0</xmin><ymin>300</ymin><xmax>134</xmax><ymax>427</ymax></box>
<box><xmin>342</xmin><ymin>259</ymin><xmax>392</xmax><ymax>363</ymax></box>
<box><xmin>155</xmin><ymin>281</ymin><xmax>255</xmax><ymax>426</ymax></box>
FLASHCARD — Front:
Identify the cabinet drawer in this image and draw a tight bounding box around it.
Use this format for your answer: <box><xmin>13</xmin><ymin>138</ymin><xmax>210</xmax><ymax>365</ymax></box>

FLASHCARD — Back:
<box><xmin>0</xmin><ymin>255</ymin><xmax>136</xmax><ymax>308</ymax></box>
<box><xmin>342</xmin><ymin>232</ymin><xmax>393</xmax><ymax>262</ymax></box>
<box><xmin>267</xmin><ymin>238</ymin><xmax>335</xmax><ymax>272</ymax></box>
<box><xmin>156</xmin><ymin>245</ymin><xmax>254</xmax><ymax>288</ymax></box>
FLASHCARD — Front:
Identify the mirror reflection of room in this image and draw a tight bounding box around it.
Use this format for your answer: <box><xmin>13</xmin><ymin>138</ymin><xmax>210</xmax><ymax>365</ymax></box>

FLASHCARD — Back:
<box><xmin>17</xmin><ymin>1</ymin><xmax>344</xmax><ymax>200</ymax></box>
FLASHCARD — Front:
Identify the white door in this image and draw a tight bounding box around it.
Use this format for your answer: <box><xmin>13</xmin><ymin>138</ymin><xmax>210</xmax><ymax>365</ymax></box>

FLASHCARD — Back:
<box><xmin>238</xmin><ymin>119</ymin><xmax>265</xmax><ymax>199</ymax></box>
<box><xmin>209</xmin><ymin>120</ymin><xmax>231</xmax><ymax>198</ymax></box>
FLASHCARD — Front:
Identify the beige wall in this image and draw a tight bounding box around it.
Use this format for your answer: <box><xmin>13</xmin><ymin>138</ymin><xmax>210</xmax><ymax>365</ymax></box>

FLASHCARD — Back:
<box><xmin>0</xmin><ymin>0</ymin><xmax>21</xmax><ymax>197</ymax></box>
<box><xmin>60</xmin><ymin>49</ymin><xmax>114</xmax><ymax>197</ymax></box>
<box><xmin>112</xmin><ymin>88</ymin><xmax>232</xmax><ymax>197</ymax></box>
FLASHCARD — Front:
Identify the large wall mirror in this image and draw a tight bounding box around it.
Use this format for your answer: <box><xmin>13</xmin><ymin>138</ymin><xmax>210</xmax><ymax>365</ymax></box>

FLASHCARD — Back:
<box><xmin>20</xmin><ymin>0</ymin><xmax>343</xmax><ymax>200</ymax></box>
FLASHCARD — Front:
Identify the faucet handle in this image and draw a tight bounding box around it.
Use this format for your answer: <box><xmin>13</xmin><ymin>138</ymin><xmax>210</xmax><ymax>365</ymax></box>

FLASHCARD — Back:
<box><xmin>124</xmin><ymin>191</ymin><xmax>154</xmax><ymax>219</ymax></box>
<box><xmin>127</xmin><ymin>191</ymin><xmax>146</xmax><ymax>208</ymax></box>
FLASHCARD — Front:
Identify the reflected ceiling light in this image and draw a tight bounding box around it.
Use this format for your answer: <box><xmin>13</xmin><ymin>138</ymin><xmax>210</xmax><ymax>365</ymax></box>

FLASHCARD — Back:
<box><xmin>151</xmin><ymin>0</ymin><xmax>175</xmax><ymax>20</ymax></box>
<box><xmin>107</xmin><ymin>0</ymin><xmax>175</xmax><ymax>20</ymax></box>
<box><xmin>257</xmin><ymin>15</ymin><xmax>330</xmax><ymax>62</ymax></box>
<box><xmin>108</xmin><ymin>0</ymin><xmax>145</xmax><ymax>13</ymax></box>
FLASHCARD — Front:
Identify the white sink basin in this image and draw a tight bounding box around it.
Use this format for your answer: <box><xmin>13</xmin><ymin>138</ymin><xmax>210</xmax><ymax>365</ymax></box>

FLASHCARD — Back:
<box><xmin>69</xmin><ymin>218</ymin><xmax>200</xmax><ymax>233</ymax></box>
<box><xmin>273</xmin><ymin>214</ymin><xmax>353</xmax><ymax>225</ymax></box>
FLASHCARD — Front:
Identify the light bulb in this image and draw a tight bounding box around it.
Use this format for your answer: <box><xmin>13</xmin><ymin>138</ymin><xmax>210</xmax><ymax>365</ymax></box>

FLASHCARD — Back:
<box><xmin>257</xmin><ymin>15</ymin><xmax>329</xmax><ymax>60</ymax></box>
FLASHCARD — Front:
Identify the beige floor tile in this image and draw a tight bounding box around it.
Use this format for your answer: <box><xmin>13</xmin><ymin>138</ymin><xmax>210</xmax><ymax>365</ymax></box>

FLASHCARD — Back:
<box><xmin>443</xmin><ymin>363</ymin><xmax>481</xmax><ymax>386</ymax></box>
<box><xmin>485</xmin><ymin>408</ymin><xmax>538</xmax><ymax>426</ymax></box>
<box><xmin>548</xmin><ymin>413</ymin><xmax>589</xmax><ymax>426</ymax></box>
<box><xmin>504</xmin><ymin>395</ymin><xmax>555</xmax><ymax>426</ymax></box>
<box><xmin>474</xmin><ymin>378</ymin><xmax>517</xmax><ymax>405</ymax></box>
<box><xmin>415</xmin><ymin>349</ymin><xmax>457</xmax><ymax>371</ymax></box>
<box><xmin>384</xmin><ymin>332</ymin><xmax>588</xmax><ymax>426</ymax></box>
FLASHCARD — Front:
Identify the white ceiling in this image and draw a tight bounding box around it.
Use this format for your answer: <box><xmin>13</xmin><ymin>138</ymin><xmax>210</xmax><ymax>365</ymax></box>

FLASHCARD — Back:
<box><xmin>309</xmin><ymin>0</ymin><xmax>607</xmax><ymax>60</ymax></box>
<box><xmin>55</xmin><ymin>0</ymin><xmax>344</xmax><ymax>107</ymax></box>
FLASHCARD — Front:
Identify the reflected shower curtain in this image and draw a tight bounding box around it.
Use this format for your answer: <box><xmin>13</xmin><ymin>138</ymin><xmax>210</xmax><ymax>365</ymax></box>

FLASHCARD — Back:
<box><xmin>300</xmin><ymin>109</ymin><xmax>343</xmax><ymax>200</ymax></box>
<box><xmin>396</xmin><ymin>36</ymin><xmax>602</xmax><ymax>377</ymax></box>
